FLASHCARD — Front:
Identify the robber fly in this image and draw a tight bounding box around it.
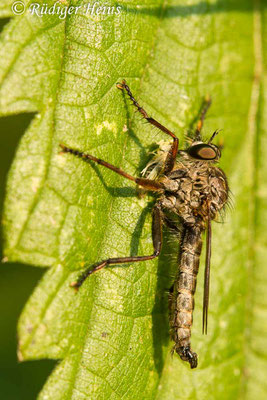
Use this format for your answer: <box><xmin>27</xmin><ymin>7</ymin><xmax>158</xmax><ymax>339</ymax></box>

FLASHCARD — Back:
<box><xmin>60</xmin><ymin>80</ymin><xmax>229</xmax><ymax>369</ymax></box>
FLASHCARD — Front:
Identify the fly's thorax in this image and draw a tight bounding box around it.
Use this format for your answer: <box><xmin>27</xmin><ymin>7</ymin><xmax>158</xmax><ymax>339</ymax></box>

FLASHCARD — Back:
<box><xmin>160</xmin><ymin>161</ymin><xmax>228</xmax><ymax>225</ymax></box>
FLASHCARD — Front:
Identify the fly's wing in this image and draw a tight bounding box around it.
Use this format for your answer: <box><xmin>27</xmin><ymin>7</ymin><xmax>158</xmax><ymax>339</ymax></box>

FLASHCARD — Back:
<box><xmin>202</xmin><ymin>215</ymin><xmax>212</xmax><ymax>335</ymax></box>
<box><xmin>141</xmin><ymin>141</ymin><xmax>172</xmax><ymax>180</ymax></box>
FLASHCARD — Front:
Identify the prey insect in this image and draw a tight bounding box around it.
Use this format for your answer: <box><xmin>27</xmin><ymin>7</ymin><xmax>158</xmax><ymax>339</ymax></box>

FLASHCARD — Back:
<box><xmin>60</xmin><ymin>80</ymin><xmax>229</xmax><ymax>369</ymax></box>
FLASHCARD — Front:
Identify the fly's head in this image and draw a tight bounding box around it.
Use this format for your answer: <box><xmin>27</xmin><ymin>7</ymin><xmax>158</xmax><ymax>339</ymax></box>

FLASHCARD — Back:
<box><xmin>186</xmin><ymin>141</ymin><xmax>221</xmax><ymax>161</ymax></box>
<box><xmin>181</xmin><ymin>130</ymin><xmax>221</xmax><ymax>162</ymax></box>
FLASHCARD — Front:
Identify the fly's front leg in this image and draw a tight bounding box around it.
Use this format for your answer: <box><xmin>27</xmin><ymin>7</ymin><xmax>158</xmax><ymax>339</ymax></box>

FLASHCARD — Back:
<box><xmin>59</xmin><ymin>144</ymin><xmax>162</xmax><ymax>192</ymax></box>
<box><xmin>116</xmin><ymin>80</ymin><xmax>179</xmax><ymax>174</ymax></box>
<box><xmin>70</xmin><ymin>203</ymin><xmax>163</xmax><ymax>289</ymax></box>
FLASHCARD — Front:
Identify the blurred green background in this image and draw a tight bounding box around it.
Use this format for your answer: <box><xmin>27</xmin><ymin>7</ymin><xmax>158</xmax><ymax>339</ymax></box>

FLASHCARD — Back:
<box><xmin>0</xmin><ymin>18</ymin><xmax>55</xmax><ymax>398</ymax></box>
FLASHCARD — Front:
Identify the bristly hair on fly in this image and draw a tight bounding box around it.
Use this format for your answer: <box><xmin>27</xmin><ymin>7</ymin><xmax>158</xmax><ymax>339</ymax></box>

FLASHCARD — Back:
<box><xmin>184</xmin><ymin>129</ymin><xmax>223</xmax><ymax>148</ymax></box>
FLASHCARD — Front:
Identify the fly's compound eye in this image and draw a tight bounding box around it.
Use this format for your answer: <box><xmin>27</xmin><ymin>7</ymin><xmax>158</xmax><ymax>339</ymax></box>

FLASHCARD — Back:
<box><xmin>187</xmin><ymin>144</ymin><xmax>218</xmax><ymax>160</ymax></box>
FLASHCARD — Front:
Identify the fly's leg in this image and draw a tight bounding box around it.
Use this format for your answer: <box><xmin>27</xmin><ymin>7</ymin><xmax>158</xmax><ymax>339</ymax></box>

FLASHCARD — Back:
<box><xmin>70</xmin><ymin>203</ymin><xmax>163</xmax><ymax>289</ymax></box>
<box><xmin>59</xmin><ymin>144</ymin><xmax>162</xmax><ymax>192</ymax></box>
<box><xmin>194</xmin><ymin>96</ymin><xmax>212</xmax><ymax>139</ymax></box>
<box><xmin>116</xmin><ymin>80</ymin><xmax>179</xmax><ymax>174</ymax></box>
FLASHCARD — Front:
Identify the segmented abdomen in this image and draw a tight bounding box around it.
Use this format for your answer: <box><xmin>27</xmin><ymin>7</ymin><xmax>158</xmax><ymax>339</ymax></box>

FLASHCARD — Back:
<box><xmin>170</xmin><ymin>226</ymin><xmax>202</xmax><ymax>365</ymax></box>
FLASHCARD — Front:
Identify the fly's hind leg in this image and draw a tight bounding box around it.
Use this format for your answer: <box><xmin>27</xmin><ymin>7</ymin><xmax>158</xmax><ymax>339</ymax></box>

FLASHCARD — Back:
<box><xmin>117</xmin><ymin>80</ymin><xmax>179</xmax><ymax>174</ymax></box>
<box><xmin>71</xmin><ymin>203</ymin><xmax>163</xmax><ymax>289</ymax></box>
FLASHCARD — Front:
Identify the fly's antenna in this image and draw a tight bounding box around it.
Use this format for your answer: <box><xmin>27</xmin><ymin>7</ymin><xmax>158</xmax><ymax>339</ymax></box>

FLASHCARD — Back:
<box><xmin>208</xmin><ymin>129</ymin><xmax>221</xmax><ymax>144</ymax></box>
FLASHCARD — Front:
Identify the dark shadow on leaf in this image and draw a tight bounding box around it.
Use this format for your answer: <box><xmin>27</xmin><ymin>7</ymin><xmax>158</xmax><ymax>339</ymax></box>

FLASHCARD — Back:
<box><xmin>0</xmin><ymin>113</ymin><xmax>36</xmax><ymax>253</ymax></box>
<box><xmin>130</xmin><ymin>202</ymin><xmax>152</xmax><ymax>257</ymax></box>
<box><xmin>87</xmin><ymin>161</ymin><xmax>137</xmax><ymax>198</ymax></box>
<box><xmin>0</xmin><ymin>18</ymin><xmax>10</xmax><ymax>34</ymax></box>
<box><xmin>84</xmin><ymin>202</ymin><xmax>153</xmax><ymax>276</ymax></box>
<box><xmin>0</xmin><ymin>263</ymin><xmax>56</xmax><ymax>400</ymax></box>
<box><xmin>0</xmin><ymin>113</ymin><xmax>55</xmax><ymax>400</ymax></box>
<box><xmin>152</xmin><ymin>225</ymin><xmax>179</xmax><ymax>374</ymax></box>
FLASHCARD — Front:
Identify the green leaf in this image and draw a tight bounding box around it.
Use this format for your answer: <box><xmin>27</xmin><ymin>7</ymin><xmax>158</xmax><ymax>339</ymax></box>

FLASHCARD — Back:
<box><xmin>1</xmin><ymin>0</ymin><xmax>266</xmax><ymax>399</ymax></box>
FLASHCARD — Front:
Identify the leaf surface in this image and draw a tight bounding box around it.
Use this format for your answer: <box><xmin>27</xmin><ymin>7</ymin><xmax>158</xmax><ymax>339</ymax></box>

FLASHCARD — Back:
<box><xmin>1</xmin><ymin>0</ymin><xmax>266</xmax><ymax>399</ymax></box>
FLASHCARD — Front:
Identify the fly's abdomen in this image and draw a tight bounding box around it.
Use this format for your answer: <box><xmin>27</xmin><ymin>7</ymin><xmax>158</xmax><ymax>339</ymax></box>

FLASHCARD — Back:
<box><xmin>170</xmin><ymin>226</ymin><xmax>202</xmax><ymax>369</ymax></box>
